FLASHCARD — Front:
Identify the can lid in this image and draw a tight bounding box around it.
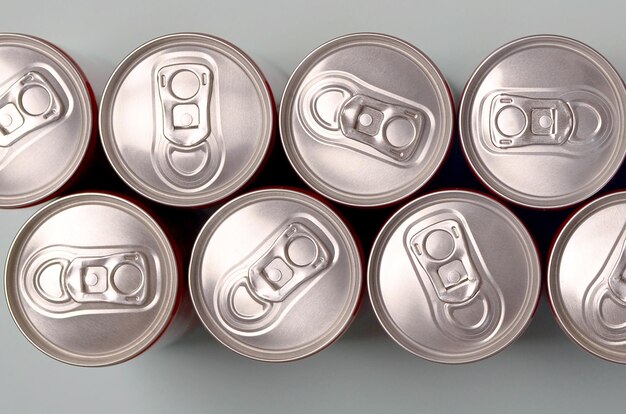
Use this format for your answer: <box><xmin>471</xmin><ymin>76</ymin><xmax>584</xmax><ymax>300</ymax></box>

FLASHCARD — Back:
<box><xmin>4</xmin><ymin>193</ymin><xmax>179</xmax><ymax>366</ymax></box>
<box><xmin>549</xmin><ymin>191</ymin><xmax>626</xmax><ymax>363</ymax></box>
<box><xmin>460</xmin><ymin>35</ymin><xmax>626</xmax><ymax>209</ymax></box>
<box><xmin>280</xmin><ymin>33</ymin><xmax>454</xmax><ymax>207</ymax></box>
<box><xmin>369</xmin><ymin>190</ymin><xmax>541</xmax><ymax>363</ymax></box>
<box><xmin>0</xmin><ymin>33</ymin><xmax>93</xmax><ymax>207</ymax></box>
<box><xmin>100</xmin><ymin>33</ymin><xmax>274</xmax><ymax>207</ymax></box>
<box><xmin>189</xmin><ymin>188</ymin><xmax>362</xmax><ymax>361</ymax></box>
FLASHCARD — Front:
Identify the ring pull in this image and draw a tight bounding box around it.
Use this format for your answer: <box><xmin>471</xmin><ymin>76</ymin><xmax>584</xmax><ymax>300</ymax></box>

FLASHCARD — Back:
<box><xmin>0</xmin><ymin>71</ymin><xmax>65</xmax><ymax>147</ymax></box>
<box><xmin>248</xmin><ymin>222</ymin><xmax>332</xmax><ymax>302</ymax></box>
<box><xmin>490</xmin><ymin>94</ymin><xmax>573</xmax><ymax>149</ymax></box>
<box><xmin>152</xmin><ymin>62</ymin><xmax>225</xmax><ymax>190</ymax></box>
<box><xmin>298</xmin><ymin>71</ymin><xmax>431</xmax><ymax>166</ymax></box>
<box><xmin>488</xmin><ymin>91</ymin><xmax>612</xmax><ymax>155</ymax></box>
<box><xmin>65</xmin><ymin>252</ymin><xmax>148</xmax><ymax>305</ymax></box>
<box><xmin>409</xmin><ymin>219</ymin><xmax>480</xmax><ymax>304</ymax></box>
<box><xmin>23</xmin><ymin>246</ymin><xmax>156</xmax><ymax>318</ymax></box>
<box><xmin>339</xmin><ymin>94</ymin><xmax>424</xmax><ymax>162</ymax></box>
<box><xmin>157</xmin><ymin>63</ymin><xmax>212</xmax><ymax>147</ymax></box>
<box><xmin>406</xmin><ymin>212</ymin><xmax>503</xmax><ymax>341</ymax></box>
<box><xmin>216</xmin><ymin>218</ymin><xmax>335</xmax><ymax>335</ymax></box>
<box><xmin>583</xmin><ymin>226</ymin><xmax>626</xmax><ymax>342</ymax></box>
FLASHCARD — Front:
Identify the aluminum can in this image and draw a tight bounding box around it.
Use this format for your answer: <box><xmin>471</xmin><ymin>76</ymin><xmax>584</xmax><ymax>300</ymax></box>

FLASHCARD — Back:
<box><xmin>100</xmin><ymin>33</ymin><xmax>275</xmax><ymax>207</ymax></box>
<box><xmin>280</xmin><ymin>33</ymin><xmax>454</xmax><ymax>207</ymax></box>
<box><xmin>4</xmin><ymin>193</ymin><xmax>188</xmax><ymax>366</ymax></box>
<box><xmin>189</xmin><ymin>188</ymin><xmax>363</xmax><ymax>361</ymax></box>
<box><xmin>0</xmin><ymin>33</ymin><xmax>95</xmax><ymax>208</ymax></box>
<box><xmin>369</xmin><ymin>190</ymin><xmax>541</xmax><ymax>363</ymax></box>
<box><xmin>459</xmin><ymin>35</ymin><xmax>626</xmax><ymax>209</ymax></box>
<box><xmin>549</xmin><ymin>191</ymin><xmax>626</xmax><ymax>363</ymax></box>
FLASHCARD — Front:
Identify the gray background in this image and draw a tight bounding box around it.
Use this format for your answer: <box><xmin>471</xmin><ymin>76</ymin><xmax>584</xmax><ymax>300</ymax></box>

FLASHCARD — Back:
<box><xmin>2</xmin><ymin>1</ymin><xmax>625</xmax><ymax>413</ymax></box>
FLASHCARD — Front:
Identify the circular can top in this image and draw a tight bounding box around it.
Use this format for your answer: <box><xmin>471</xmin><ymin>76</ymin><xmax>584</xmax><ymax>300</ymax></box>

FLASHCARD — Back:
<box><xmin>549</xmin><ymin>192</ymin><xmax>626</xmax><ymax>363</ymax></box>
<box><xmin>459</xmin><ymin>35</ymin><xmax>626</xmax><ymax>209</ymax></box>
<box><xmin>5</xmin><ymin>193</ymin><xmax>179</xmax><ymax>366</ymax></box>
<box><xmin>100</xmin><ymin>33</ymin><xmax>274</xmax><ymax>207</ymax></box>
<box><xmin>189</xmin><ymin>188</ymin><xmax>362</xmax><ymax>361</ymax></box>
<box><xmin>280</xmin><ymin>33</ymin><xmax>454</xmax><ymax>207</ymax></box>
<box><xmin>369</xmin><ymin>190</ymin><xmax>541</xmax><ymax>363</ymax></box>
<box><xmin>0</xmin><ymin>33</ymin><xmax>93</xmax><ymax>208</ymax></box>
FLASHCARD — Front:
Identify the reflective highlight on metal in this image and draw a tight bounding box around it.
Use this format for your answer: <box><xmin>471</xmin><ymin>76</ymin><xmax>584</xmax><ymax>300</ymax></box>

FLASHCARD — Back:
<box><xmin>280</xmin><ymin>33</ymin><xmax>453</xmax><ymax>207</ymax></box>
<box><xmin>369</xmin><ymin>190</ymin><xmax>540</xmax><ymax>363</ymax></box>
<box><xmin>4</xmin><ymin>193</ymin><xmax>179</xmax><ymax>366</ymax></box>
<box><xmin>190</xmin><ymin>189</ymin><xmax>362</xmax><ymax>361</ymax></box>
<box><xmin>549</xmin><ymin>192</ymin><xmax>626</xmax><ymax>363</ymax></box>
<box><xmin>0</xmin><ymin>34</ymin><xmax>93</xmax><ymax>207</ymax></box>
<box><xmin>460</xmin><ymin>35</ymin><xmax>626</xmax><ymax>209</ymax></box>
<box><xmin>100</xmin><ymin>33</ymin><xmax>274</xmax><ymax>207</ymax></box>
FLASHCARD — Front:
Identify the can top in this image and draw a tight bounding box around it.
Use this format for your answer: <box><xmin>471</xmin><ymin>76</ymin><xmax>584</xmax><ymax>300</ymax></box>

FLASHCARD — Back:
<box><xmin>369</xmin><ymin>190</ymin><xmax>541</xmax><ymax>363</ymax></box>
<box><xmin>280</xmin><ymin>33</ymin><xmax>454</xmax><ymax>207</ymax></box>
<box><xmin>189</xmin><ymin>188</ymin><xmax>362</xmax><ymax>361</ymax></box>
<box><xmin>4</xmin><ymin>193</ymin><xmax>179</xmax><ymax>366</ymax></box>
<box><xmin>100</xmin><ymin>33</ymin><xmax>274</xmax><ymax>207</ymax></box>
<box><xmin>0</xmin><ymin>33</ymin><xmax>93</xmax><ymax>208</ymax></box>
<box><xmin>460</xmin><ymin>35</ymin><xmax>626</xmax><ymax>209</ymax></box>
<box><xmin>549</xmin><ymin>192</ymin><xmax>626</xmax><ymax>363</ymax></box>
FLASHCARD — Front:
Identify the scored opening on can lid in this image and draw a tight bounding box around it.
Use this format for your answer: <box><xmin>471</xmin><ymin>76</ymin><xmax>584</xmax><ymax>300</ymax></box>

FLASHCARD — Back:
<box><xmin>459</xmin><ymin>34</ymin><xmax>626</xmax><ymax>209</ymax></box>
<box><xmin>100</xmin><ymin>33</ymin><xmax>274</xmax><ymax>207</ymax></box>
<box><xmin>189</xmin><ymin>188</ymin><xmax>363</xmax><ymax>362</ymax></box>
<box><xmin>0</xmin><ymin>33</ymin><xmax>93</xmax><ymax>208</ymax></box>
<box><xmin>4</xmin><ymin>193</ymin><xmax>179</xmax><ymax>366</ymax></box>
<box><xmin>280</xmin><ymin>32</ymin><xmax>454</xmax><ymax>207</ymax></box>
<box><xmin>549</xmin><ymin>191</ymin><xmax>626</xmax><ymax>363</ymax></box>
<box><xmin>368</xmin><ymin>190</ymin><xmax>541</xmax><ymax>363</ymax></box>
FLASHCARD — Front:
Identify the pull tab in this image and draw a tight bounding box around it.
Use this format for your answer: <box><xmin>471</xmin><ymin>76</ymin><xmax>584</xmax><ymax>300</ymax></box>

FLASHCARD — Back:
<box><xmin>582</xmin><ymin>226</ymin><xmax>626</xmax><ymax>342</ymax></box>
<box><xmin>409</xmin><ymin>219</ymin><xmax>480</xmax><ymax>304</ymax></box>
<box><xmin>65</xmin><ymin>251</ymin><xmax>148</xmax><ymax>305</ymax></box>
<box><xmin>24</xmin><ymin>246</ymin><xmax>157</xmax><ymax>318</ymax></box>
<box><xmin>339</xmin><ymin>94</ymin><xmax>423</xmax><ymax>162</ymax></box>
<box><xmin>606</xmin><ymin>238</ymin><xmax>626</xmax><ymax>305</ymax></box>
<box><xmin>600</xmin><ymin>223</ymin><xmax>626</xmax><ymax>305</ymax></box>
<box><xmin>608</xmin><ymin>268</ymin><xmax>626</xmax><ymax>304</ymax></box>
<box><xmin>490</xmin><ymin>94</ymin><xmax>573</xmax><ymax>148</ymax></box>
<box><xmin>157</xmin><ymin>63</ymin><xmax>212</xmax><ymax>147</ymax></box>
<box><xmin>0</xmin><ymin>71</ymin><xmax>64</xmax><ymax>147</ymax></box>
<box><xmin>248</xmin><ymin>222</ymin><xmax>332</xmax><ymax>302</ymax></box>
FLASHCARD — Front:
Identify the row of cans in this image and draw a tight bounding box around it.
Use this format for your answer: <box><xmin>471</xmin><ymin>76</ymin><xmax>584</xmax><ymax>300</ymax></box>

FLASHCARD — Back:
<box><xmin>1</xmin><ymin>32</ymin><xmax>625</xmax><ymax>210</ymax></box>
<box><xmin>5</xmin><ymin>187</ymin><xmax>626</xmax><ymax>365</ymax></box>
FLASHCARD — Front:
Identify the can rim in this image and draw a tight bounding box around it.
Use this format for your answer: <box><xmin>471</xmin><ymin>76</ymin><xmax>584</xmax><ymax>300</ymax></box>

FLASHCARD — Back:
<box><xmin>548</xmin><ymin>191</ymin><xmax>626</xmax><ymax>363</ymax></box>
<box><xmin>99</xmin><ymin>32</ymin><xmax>274</xmax><ymax>207</ymax></box>
<box><xmin>368</xmin><ymin>189</ymin><xmax>542</xmax><ymax>363</ymax></box>
<box><xmin>458</xmin><ymin>34</ymin><xmax>626</xmax><ymax>209</ymax></box>
<box><xmin>0</xmin><ymin>33</ymin><xmax>93</xmax><ymax>208</ymax></box>
<box><xmin>279</xmin><ymin>32</ymin><xmax>454</xmax><ymax>208</ymax></box>
<box><xmin>4</xmin><ymin>192</ymin><xmax>179</xmax><ymax>366</ymax></box>
<box><xmin>189</xmin><ymin>188</ymin><xmax>363</xmax><ymax>362</ymax></box>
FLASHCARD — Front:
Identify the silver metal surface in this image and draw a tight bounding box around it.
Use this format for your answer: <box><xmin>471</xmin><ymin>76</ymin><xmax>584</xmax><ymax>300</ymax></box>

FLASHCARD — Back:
<box><xmin>4</xmin><ymin>193</ymin><xmax>179</xmax><ymax>366</ymax></box>
<box><xmin>369</xmin><ymin>190</ymin><xmax>541</xmax><ymax>363</ymax></box>
<box><xmin>548</xmin><ymin>192</ymin><xmax>626</xmax><ymax>363</ymax></box>
<box><xmin>459</xmin><ymin>35</ymin><xmax>626</xmax><ymax>209</ymax></box>
<box><xmin>189</xmin><ymin>188</ymin><xmax>362</xmax><ymax>361</ymax></box>
<box><xmin>100</xmin><ymin>33</ymin><xmax>274</xmax><ymax>207</ymax></box>
<box><xmin>280</xmin><ymin>33</ymin><xmax>454</xmax><ymax>207</ymax></box>
<box><xmin>0</xmin><ymin>34</ymin><xmax>93</xmax><ymax>208</ymax></box>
